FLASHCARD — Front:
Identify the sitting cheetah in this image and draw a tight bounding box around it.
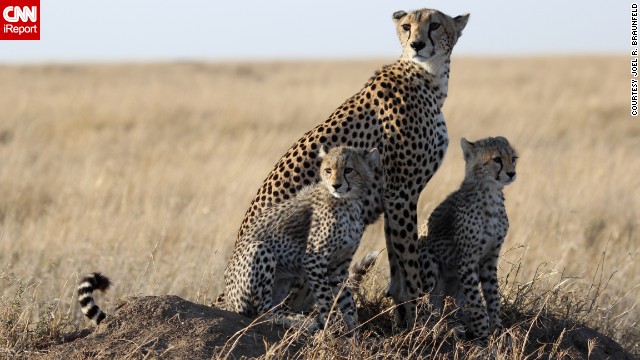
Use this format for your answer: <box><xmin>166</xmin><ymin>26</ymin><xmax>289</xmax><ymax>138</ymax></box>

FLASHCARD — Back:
<box><xmin>353</xmin><ymin>137</ymin><xmax>518</xmax><ymax>340</ymax></box>
<box><xmin>236</xmin><ymin>8</ymin><xmax>470</xmax><ymax>326</ymax></box>
<box><xmin>224</xmin><ymin>146</ymin><xmax>381</xmax><ymax>331</ymax></box>
<box><xmin>420</xmin><ymin>136</ymin><xmax>518</xmax><ymax>341</ymax></box>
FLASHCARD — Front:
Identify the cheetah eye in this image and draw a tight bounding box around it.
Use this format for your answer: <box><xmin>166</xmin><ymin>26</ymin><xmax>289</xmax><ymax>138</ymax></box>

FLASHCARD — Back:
<box><xmin>402</xmin><ymin>24</ymin><xmax>411</xmax><ymax>31</ymax></box>
<box><xmin>344</xmin><ymin>167</ymin><xmax>354</xmax><ymax>174</ymax></box>
<box><xmin>324</xmin><ymin>168</ymin><xmax>332</xmax><ymax>174</ymax></box>
<box><xmin>429</xmin><ymin>23</ymin><xmax>441</xmax><ymax>31</ymax></box>
<box><xmin>493</xmin><ymin>157</ymin><xmax>502</xmax><ymax>164</ymax></box>
<box><xmin>512</xmin><ymin>157</ymin><xmax>518</xmax><ymax>164</ymax></box>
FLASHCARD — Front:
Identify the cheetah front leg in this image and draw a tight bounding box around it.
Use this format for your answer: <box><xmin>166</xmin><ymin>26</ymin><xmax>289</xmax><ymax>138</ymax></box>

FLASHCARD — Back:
<box><xmin>302</xmin><ymin>252</ymin><xmax>334</xmax><ymax>331</ymax></box>
<box><xmin>479</xmin><ymin>253</ymin><xmax>503</xmax><ymax>334</ymax></box>
<box><xmin>383</xmin><ymin>196</ymin><xmax>422</xmax><ymax>328</ymax></box>
<box><xmin>328</xmin><ymin>261</ymin><xmax>358</xmax><ymax>331</ymax></box>
<box><xmin>458</xmin><ymin>249</ymin><xmax>490</xmax><ymax>341</ymax></box>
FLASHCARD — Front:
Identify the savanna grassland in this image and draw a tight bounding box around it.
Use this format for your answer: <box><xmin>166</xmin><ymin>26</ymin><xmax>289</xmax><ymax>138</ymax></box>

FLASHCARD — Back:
<box><xmin>0</xmin><ymin>56</ymin><xmax>639</xmax><ymax>357</ymax></box>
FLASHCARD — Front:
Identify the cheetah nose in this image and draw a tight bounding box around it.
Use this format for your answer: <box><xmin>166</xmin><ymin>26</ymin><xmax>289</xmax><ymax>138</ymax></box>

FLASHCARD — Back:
<box><xmin>410</xmin><ymin>41</ymin><xmax>426</xmax><ymax>51</ymax></box>
<box><xmin>506</xmin><ymin>172</ymin><xmax>516</xmax><ymax>179</ymax></box>
<box><xmin>332</xmin><ymin>183</ymin><xmax>342</xmax><ymax>190</ymax></box>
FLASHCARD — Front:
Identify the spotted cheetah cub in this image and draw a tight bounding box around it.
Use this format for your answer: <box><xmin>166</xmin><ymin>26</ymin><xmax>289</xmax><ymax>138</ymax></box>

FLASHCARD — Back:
<box><xmin>419</xmin><ymin>136</ymin><xmax>518</xmax><ymax>341</ymax></box>
<box><xmin>223</xmin><ymin>146</ymin><xmax>381</xmax><ymax>331</ymax></box>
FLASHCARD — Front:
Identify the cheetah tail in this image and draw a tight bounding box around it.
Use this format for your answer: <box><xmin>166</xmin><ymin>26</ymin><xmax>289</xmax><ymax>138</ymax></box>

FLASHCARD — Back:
<box><xmin>348</xmin><ymin>250</ymin><xmax>382</xmax><ymax>286</ymax></box>
<box><xmin>78</xmin><ymin>272</ymin><xmax>111</xmax><ymax>325</ymax></box>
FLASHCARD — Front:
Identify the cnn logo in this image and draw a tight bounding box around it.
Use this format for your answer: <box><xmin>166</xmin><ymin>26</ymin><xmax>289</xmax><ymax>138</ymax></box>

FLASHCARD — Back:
<box><xmin>1</xmin><ymin>0</ymin><xmax>40</xmax><ymax>40</ymax></box>
<box><xmin>3</xmin><ymin>6</ymin><xmax>37</xmax><ymax>22</ymax></box>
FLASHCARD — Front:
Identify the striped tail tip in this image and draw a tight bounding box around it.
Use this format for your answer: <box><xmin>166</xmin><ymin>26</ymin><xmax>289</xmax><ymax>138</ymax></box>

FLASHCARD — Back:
<box><xmin>78</xmin><ymin>272</ymin><xmax>111</xmax><ymax>325</ymax></box>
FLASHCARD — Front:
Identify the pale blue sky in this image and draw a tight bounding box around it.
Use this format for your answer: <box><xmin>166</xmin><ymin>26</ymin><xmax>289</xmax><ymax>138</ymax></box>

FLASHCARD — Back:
<box><xmin>0</xmin><ymin>0</ymin><xmax>629</xmax><ymax>63</ymax></box>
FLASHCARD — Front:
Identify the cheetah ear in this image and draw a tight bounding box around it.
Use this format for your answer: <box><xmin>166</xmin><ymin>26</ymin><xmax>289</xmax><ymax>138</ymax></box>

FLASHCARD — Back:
<box><xmin>453</xmin><ymin>13</ymin><xmax>470</xmax><ymax>37</ymax></box>
<box><xmin>366</xmin><ymin>148</ymin><xmax>380</xmax><ymax>167</ymax></box>
<box><xmin>318</xmin><ymin>145</ymin><xmax>328</xmax><ymax>159</ymax></box>
<box><xmin>392</xmin><ymin>10</ymin><xmax>407</xmax><ymax>23</ymax></box>
<box><xmin>460</xmin><ymin>138</ymin><xmax>474</xmax><ymax>161</ymax></box>
<box><xmin>495</xmin><ymin>136</ymin><xmax>509</xmax><ymax>144</ymax></box>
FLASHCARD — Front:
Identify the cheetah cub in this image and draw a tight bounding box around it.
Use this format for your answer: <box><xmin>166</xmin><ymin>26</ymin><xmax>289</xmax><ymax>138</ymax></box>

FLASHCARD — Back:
<box><xmin>223</xmin><ymin>146</ymin><xmax>381</xmax><ymax>331</ymax></box>
<box><xmin>420</xmin><ymin>136</ymin><xmax>518</xmax><ymax>341</ymax></box>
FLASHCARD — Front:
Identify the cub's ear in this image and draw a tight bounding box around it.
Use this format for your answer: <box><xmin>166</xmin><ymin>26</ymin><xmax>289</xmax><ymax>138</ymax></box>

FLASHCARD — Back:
<box><xmin>392</xmin><ymin>10</ymin><xmax>407</xmax><ymax>23</ymax></box>
<box><xmin>365</xmin><ymin>148</ymin><xmax>380</xmax><ymax>167</ymax></box>
<box><xmin>460</xmin><ymin>137</ymin><xmax>474</xmax><ymax>161</ymax></box>
<box><xmin>453</xmin><ymin>13</ymin><xmax>470</xmax><ymax>37</ymax></box>
<box><xmin>495</xmin><ymin>136</ymin><xmax>509</xmax><ymax>144</ymax></box>
<box><xmin>318</xmin><ymin>145</ymin><xmax>328</xmax><ymax>159</ymax></box>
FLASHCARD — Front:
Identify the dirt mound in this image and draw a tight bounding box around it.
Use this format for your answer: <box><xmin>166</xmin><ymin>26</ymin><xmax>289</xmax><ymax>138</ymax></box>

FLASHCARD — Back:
<box><xmin>44</xmin><ymin>295</ymin><xmax>634</xmax><ymax>359</ymax></box>
<box><xmin>521</xmin><ymin>321</ymin><xmax>634</xmax><ymax>360</ymax></box>
<box><xmin>45</xmin><ymin>295</ymin><xmax>292</xmax><ymax>359</ymax></box>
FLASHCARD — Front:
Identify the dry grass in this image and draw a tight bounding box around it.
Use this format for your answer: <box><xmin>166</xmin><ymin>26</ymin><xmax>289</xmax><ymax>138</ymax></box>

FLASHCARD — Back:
<box><xmin>0</xmin><ymin>56</ymin><xmax>638</xmax><ymax>357</ymax></box>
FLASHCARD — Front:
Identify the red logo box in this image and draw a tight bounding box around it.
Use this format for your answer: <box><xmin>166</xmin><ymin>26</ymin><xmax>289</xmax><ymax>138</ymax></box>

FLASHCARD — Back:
<box><xmin>0</xmin><ymin>0</ymin><xmax>40</xmax><ymax>40</ymax></box>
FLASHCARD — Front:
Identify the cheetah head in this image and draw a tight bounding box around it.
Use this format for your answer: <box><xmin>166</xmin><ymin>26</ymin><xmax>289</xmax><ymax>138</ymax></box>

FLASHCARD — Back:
<box><xmin>393</xmin><ymin>8</ymin><xmax>469</xmax><ymax>75</ymax></box>
<box><xmin>318</xmin><ymin>146</ymin><xmax>380</xmax><ymax>199</ymax></box>
<box><xmin>461</xmin><ymin>136</ymin><xmax>518</xmax><ymax>187</ymax></box>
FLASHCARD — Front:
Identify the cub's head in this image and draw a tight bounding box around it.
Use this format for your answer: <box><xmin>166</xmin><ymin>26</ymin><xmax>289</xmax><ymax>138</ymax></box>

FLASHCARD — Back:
<box><xmin>319</xmin><ymin>146</ymin><xmax>380</xmax><ymax>199</ymax></box>
<box><xmin>461</xmin><ymin>137</ymin><xmax>518</xmax><ymax>187</ymax></box>
<box><xmin>392</xmin><ymin>8</ymin><xmax>469</xmax><ymax>74</ymax></box>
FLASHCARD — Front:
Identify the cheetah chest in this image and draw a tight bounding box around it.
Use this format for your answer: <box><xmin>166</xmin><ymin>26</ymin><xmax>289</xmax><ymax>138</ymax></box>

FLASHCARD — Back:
<box><xmin>477</xmin><ymin>198</ymin><xmax>508</xmax><ymax>256</ymax></box>
<box><xmin>400</xmin><ymin>77</ymin><xmax>449</xmax><ymax>182</ymax></box>
<box><xmin>312</xmin><ymin>201</ymin><xmax>365</xmax><ymax>262</ymax></box>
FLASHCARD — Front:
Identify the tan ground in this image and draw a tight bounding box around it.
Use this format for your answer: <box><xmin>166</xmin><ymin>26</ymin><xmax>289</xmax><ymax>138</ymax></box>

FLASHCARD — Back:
<box><xmin>0</xmin><ymin>56</ymin><xmax>638</xmax><ymax>356</ymax></box>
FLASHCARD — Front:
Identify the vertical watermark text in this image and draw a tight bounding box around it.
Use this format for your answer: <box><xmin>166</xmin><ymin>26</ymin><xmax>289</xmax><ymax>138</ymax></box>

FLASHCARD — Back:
<box><xmin>632</xmin><ymin>3</ymin><xmax>638</xmax><ymax>116</ymax></box>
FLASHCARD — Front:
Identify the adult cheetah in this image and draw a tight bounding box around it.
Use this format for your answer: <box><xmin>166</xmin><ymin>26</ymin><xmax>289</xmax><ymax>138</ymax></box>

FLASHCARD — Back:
<box><xmin>420</xmin><ymin>136</ymin><xmax>518</xmax><ymax>341</ymax></box>
<box><xmin>224</xmin><ymin>146</ymin><xmax>381</xmax><ymax>331</ymax></box>
<box><xmin>237</xmin><ymin>8</ymin><xmax>469</xmax><ymax>325</ymax></box>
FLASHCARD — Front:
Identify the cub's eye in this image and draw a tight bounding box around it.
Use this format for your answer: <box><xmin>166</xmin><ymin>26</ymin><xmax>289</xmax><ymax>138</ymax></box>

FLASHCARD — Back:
<box><xmin>324</xmin><ymin>168</ymin><xmax>332</xmax><ymax>174</ymax></box>
<box><xmin>493</xmin><ymin>157</ymin><xmax>502</xmax><ymax>164</ymax></box>
<box><xmin>402</xmin><ymin>24</ymin><xmax>411</xmax><ymax>31</ymax></box>
<box><xmin>512</xmin><ymin>157</ymin><xmax>518</xmax><ymax>164</ymax></box>
<box><xmin>429</xmin><ymin>23</ymin><xmax>441</xmax><ymax>31</ymax></box>
<box><xmin>344</xmin><ymin>167</ymin><xmax>354</xmax><ymax>174</ymax></box>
